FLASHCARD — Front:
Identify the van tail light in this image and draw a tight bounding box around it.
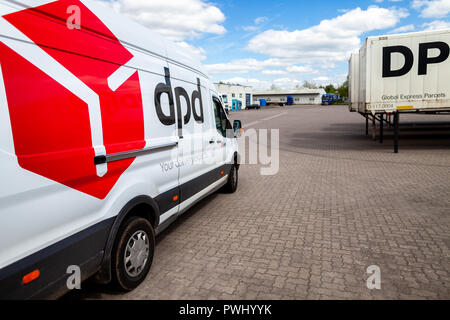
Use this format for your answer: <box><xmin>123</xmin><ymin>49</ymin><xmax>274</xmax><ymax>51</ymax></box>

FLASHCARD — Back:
<box><xmin>22</xmin><ymin>270</ymin><xmax>40</xmax><ymax>285</ymax></box>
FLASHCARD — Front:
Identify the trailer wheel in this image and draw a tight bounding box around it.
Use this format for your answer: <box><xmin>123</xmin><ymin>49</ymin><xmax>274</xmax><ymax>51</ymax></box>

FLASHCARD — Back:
<box><xmin>111</xmin><ymin>216</ymin><xmax>155</xmax><ymax>291</ymax></box>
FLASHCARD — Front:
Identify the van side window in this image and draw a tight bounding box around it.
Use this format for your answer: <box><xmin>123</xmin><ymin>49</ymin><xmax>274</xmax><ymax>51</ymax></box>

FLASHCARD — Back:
<box><xmin>213</xmin><ymin>98</ymin><xmax>231</xmax><ymax>137</ymax></box>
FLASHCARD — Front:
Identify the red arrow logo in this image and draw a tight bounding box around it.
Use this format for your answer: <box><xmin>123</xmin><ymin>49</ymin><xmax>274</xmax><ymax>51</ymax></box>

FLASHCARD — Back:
<box><xmin>1</xmin><ymin>0</ymin><xmax>145</xmax><ymax>199</ymax></box>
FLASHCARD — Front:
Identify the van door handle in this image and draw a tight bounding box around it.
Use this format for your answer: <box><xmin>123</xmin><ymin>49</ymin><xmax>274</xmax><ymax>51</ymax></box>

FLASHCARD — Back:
<box><xmin>209</xmin><ymin>140</ymin><xmax>215</xmax><ymax>144</ymax></box>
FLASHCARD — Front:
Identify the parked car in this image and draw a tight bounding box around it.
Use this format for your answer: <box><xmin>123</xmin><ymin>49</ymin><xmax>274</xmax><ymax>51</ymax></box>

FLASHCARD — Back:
<box><xmin>246</xmin><ymin>104</ymin><xmax>261</xmax><ymax>110</ymax></box>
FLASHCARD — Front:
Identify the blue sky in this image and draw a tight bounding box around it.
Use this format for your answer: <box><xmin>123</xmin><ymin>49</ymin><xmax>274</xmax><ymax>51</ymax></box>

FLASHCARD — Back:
<box><xmin>105</xmin><ymin>0</ymin><xmax>450</xmax><ymax>89</ymax></box>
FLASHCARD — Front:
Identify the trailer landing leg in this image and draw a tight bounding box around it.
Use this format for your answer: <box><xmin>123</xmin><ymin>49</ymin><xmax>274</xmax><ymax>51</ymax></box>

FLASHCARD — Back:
<box><xmin>394</xmin><ymin>112</ymin><xmax>399</xmax><ymax>153</ymax></box>
<box><xmin>365</xmin><ymin>116</ymin><xmax>369</xmax><ymax>136</ymax></box>
<box><xmin>380</xmin><ymin>113</ymin><xmax>384</xmax><ymax>144</ymax></box>
<box><xmin>372</xmin><ymin>116</ymin><xmax>376</xmax><ymax>141</ymax></box>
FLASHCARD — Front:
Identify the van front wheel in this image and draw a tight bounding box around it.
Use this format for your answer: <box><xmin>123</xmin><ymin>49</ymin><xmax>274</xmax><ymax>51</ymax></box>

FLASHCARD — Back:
<box><xmin>111</xmin><ymin>217</ymin><xmax>155</xmax><ymax>291</ymax></box>
<box><xmin>224</xmin><ymin>165</ymin><xmax>238</xmax><ymax>193</ymax></box>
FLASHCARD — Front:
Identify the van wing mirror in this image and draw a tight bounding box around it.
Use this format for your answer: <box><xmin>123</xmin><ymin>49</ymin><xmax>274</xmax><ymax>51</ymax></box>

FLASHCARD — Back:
<box><xmin>233</xmin><ymin>120</ymin><xmax>243</xmax><ymax>137</ymax></box>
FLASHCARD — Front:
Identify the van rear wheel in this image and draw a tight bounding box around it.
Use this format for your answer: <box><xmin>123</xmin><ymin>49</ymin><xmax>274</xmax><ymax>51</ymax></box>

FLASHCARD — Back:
<box><xmin>111</xmin><ymin>217</ymin><xmax>155</xmax><ymax>291</ymax></box>
<box><xmin>224</xmin><ymin>165</ymin><xmax>238</xmax><ymax>193</ymax></box>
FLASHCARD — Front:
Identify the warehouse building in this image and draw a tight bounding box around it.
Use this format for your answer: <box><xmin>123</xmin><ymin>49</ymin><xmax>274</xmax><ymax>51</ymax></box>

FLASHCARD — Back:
<box><xmin>253</xmin><ymin>88</ymin><xmax>326</xmax><ymax>105</ymax></box>
<box><xmin>215</xmin><ymin>83</ymin><xmax>253</xmax><ymax>110</ymax></box>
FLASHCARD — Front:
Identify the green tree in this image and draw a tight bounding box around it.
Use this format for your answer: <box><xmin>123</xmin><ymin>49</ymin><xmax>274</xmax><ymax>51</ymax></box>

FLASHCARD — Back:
<box><xmin>337</xmin><ymin>79</ymin><xmax>349</xmax><ymax>99</ymax></box>
<box><xmin>324</xmin><ymin>84</ymin><xmax>336</xmax><ymax>94</ymax></box>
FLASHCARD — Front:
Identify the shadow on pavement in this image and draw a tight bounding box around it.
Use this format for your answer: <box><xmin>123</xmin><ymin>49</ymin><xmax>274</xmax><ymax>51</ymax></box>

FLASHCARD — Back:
<box><xmin>287</xmin><ymin>122</ymin><xmax>450</xmax><ymax>152</ymax></box>
<box><xmin>61</xmin><ymin>192</ymin><xmax>222</xmax><ymax>300</ymax></box>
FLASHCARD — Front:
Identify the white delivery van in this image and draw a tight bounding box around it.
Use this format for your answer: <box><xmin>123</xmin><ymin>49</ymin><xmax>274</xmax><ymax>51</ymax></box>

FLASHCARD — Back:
<box><xmin>0</xmin><ymin>0</ymin><xmax>242</xmax><ymax>299</ymax></box>
<box><xmin>356</xmin><ymin>29</ymin><xmax>450</xmax><ymax>114</ymax></box>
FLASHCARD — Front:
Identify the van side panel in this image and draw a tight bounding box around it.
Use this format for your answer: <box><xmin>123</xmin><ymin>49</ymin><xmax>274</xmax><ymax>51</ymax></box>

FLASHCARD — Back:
<box><xmin>168</xmin><ymin>62</ymin><xmax>217</xmax><ymax>191</ymax></box>
<box><xmin>0</xmin><ymin>218</ymin><xmax>113</xmax><ymax>300</ymax></box>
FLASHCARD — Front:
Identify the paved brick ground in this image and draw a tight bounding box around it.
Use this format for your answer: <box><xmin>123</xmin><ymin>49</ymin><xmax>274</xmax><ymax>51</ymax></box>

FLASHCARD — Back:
<box><xmin>68</xmin><ymin>105</ymin><xmax>450</xmax><ymax>300</ymax></box>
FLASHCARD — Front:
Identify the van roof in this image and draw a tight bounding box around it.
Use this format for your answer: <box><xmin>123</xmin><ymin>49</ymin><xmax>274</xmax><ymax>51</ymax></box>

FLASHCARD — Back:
<box><xmin>2</xmin><ymin>0</ymin><xmax>209</xmax><ymax>79</ymax></box>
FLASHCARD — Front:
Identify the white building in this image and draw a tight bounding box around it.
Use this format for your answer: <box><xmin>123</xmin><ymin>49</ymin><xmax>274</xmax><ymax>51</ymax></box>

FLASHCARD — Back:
<box><xmin>253</xmin><ymin>88</ymin><xmax>326</xmax><ymax>105</ymax></box>
<box><xmin>215</xmin><ymin>83</ymin><xmax>253</xmax><ymax>110</ymax></box>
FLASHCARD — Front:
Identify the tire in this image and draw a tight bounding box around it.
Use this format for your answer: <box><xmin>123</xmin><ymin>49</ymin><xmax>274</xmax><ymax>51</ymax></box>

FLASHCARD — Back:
<box><xmin>111</xmin><ymin>217</ymin><xmax>155</xmax><ymax>291</ymax></box>
<box><xmin>224</xmin><ymin>164</ymin><xmax>238</xmax><ymax>193</ymax></box>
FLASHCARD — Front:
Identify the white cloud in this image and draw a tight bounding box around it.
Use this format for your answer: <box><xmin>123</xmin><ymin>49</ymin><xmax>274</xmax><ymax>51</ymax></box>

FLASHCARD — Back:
<box><xmin>388</xmin><ymin>24</ymin><xmax>415</xmax><ymax>33</ymax></box>
<box><xmin>242</xmin><ymin>16</ymin><xmax>269</xmax><ymax>33</ymax></box>
<box><xmin>105</xmin><ymin>0</ymin><xmax>226</xmax><ymax>41</ymax></box>
<box><xmin>313</xmin><ymin>76</ymin><xmax>330</xmax><ymax>82</ymax></box>
<box><xmin>218</xmin><ymin>77</ymin><xmax>272</xmax><ymax>90</ymax></box>
<box><xmin>262</xmin><ymin>70</ymin><xmax>287</xmax><ymax>75</ymax></box>
<box><xmin>422</xmin><ymin>20</ymin><xmax>450</xmax><ymax>30</ymax></box>
<box><xmin>319</xmin><ymin>63</ymin><xmax>336</xmax><ymax>69</ymax></box>
<box><xmin>412</xmin><ymin>0</ymin><xmax>450</xmax><ymax>18</ymax></box>
<box><xmin>286</xmin><ymin>65</ymin><xmax>318</xmax><ymax>74</ymax></box>
<box><xmin>217</xmin><ymin>77</ymin><xmax>308</xmax><ymax>90</ymax></box>
<box><xmin>242</xmin><ymin>25</ymin><xmax>259</xmax><ymax>32</ymax></box>
<box><xmin>313</xmin><ymin>74</ymin><xmax>348</xmax><ymax>86</ymax></box>
<box><xmin>247</xmin><ymin>6</ymin><xmax>409</xmax><ymax>64</ymax></box>
<box><xmin>255</xmin><ymin>16</ymin><xmax>268</xmax><ymax>25</ymax></box>
<box><xmin>205</xmin><ymin>59</ymin><xmax>323</xmax><ymax>78</ymax></box>
<box><xmin>175</xmin><ymin>41</ymin><xmax>207</xmax><ymax>61</ymax></box>
<box><xmin>205</xmin><ymin>59</ymin><xmax>263</xmax><ymax>75</ymax></box>
<box><xmin>205</xmin><ymin>58</ymin><xmax>288</xmax><ymax>75</ymax></box>
<box><xmin>217</xmin><ymin>74</ymin><xmax>348</xmax><ymax>90</ymax></box>
<box><xmin>272</xmin><ymin>78</ymin><xmax>303</xmax><ymax>88</ymax></box>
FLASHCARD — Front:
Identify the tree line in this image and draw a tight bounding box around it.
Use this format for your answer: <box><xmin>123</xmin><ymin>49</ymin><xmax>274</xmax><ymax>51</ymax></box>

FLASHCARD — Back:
<box><xmin>301</xmin><ymin>80</ymin><xmax>349</xmax><ymax>98</ymax></box>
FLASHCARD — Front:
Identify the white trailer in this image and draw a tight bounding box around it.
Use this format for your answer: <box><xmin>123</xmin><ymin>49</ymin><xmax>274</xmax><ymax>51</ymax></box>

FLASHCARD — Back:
<box><xmin>349</xmin><ymin>29</ymin><xmax>450</xmax><ymax>152</ymax></box>
<box><xmin>358</xmin><ymin>29</ymin><xmax>450</xmax><ymax>113</ymax></box>
<box><xmin>348</xmin><ymin>53</ymin><xmax>360</xmax><ymax>112</ymax></box>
